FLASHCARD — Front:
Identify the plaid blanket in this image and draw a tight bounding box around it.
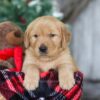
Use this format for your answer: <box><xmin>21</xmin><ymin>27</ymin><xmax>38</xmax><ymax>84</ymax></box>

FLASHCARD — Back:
<box><xmin>0</xmin><ymin>68</ymin><xmax>83</xmax><ymax>100</ymax></box>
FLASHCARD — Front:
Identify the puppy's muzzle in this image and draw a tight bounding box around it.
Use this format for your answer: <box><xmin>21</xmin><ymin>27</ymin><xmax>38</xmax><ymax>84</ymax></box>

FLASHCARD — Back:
<box><xmin>39</xmin><ymin>44</ymin><xmax>48</xmax><ymax>54</ymax></box>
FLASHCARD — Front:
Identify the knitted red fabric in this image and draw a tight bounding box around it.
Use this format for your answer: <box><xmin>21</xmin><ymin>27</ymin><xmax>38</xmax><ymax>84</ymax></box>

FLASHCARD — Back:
<box><xmin>0</xmin><ymin>48</ymin><xmax>14</xmax><ymax>60</ymax></box>
<box><xmin>0</xmin><ymin>46</ymin><xmax>23</xmax><ymax>72</ymax></box>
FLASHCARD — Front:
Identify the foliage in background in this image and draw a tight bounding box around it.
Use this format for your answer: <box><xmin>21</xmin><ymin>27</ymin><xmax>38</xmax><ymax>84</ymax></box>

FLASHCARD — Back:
<box><xmin>0</xmin><ymin>0</ymin><xmax>53</xmax><ymax>31</ymax></box>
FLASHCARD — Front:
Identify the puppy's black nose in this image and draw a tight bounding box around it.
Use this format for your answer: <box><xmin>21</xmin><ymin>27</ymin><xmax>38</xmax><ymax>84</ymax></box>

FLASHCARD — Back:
<box><xmin>39</xmin><ymin>44</ymin><xmax>47</xmax><ymax>53</ymax></box>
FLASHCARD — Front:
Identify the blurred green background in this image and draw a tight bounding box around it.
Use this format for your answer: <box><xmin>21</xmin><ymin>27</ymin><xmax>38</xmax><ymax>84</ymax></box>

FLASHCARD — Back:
<box><xmin>0</xmin><ymin>0</ymin><xmax>53</xmax><ymax>31</ymax></box>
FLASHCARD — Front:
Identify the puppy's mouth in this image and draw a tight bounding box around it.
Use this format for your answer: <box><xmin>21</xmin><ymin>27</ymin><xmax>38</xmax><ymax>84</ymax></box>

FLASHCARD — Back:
<box><xmin>40</xmin><ymin>52</ymin><xmax>48</xmax><ymax>56</ymax></box>
<box><xmin>38</xmin><ymin>52</ymin><xmax>51</xmax><ymax>61</ymax></box>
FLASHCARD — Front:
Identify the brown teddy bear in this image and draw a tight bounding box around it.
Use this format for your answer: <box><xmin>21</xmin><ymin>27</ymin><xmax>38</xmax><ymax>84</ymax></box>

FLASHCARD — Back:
<box><xmin>0</xmin><ymin>21</ymin><xmax>23</xmax><ymax>69</ymax></box>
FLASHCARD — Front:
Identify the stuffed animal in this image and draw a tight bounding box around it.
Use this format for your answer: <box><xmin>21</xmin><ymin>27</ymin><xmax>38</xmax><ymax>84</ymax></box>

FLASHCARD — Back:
<box><xmin>0</xmin><ymin>21</ymin><xmax>23</xmax><ymax>69</ymax></box>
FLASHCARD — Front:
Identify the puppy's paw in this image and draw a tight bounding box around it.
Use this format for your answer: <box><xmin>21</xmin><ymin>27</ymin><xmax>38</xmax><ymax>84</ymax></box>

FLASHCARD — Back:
<box><xmin>23</xmin><ymin>76</ymin><xmax>39</xmax><ymax>90</ymax></box>
<box><xmin>0</xmin><ymin>94</ymin><xmax>6</xmax><ymax>100</ymax></box>
<box><xmin>59</xmin><ymin>72</ymin><xmax>75</xmax><ymax>90</ymax></box>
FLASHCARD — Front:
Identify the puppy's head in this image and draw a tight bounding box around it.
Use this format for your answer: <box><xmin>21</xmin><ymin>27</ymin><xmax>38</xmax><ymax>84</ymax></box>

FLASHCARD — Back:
<box><xmin>24</xmin><ymin>16</ymin><xmax>71</xmax><ymax>61</ymax></box>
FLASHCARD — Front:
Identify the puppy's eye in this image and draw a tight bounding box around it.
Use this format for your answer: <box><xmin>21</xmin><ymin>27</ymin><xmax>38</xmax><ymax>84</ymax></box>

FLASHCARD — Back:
<box><xmin>33</xmin><ymin>34</ymin><xmax>38</xmax><ymax>38</ymax></box>
<box><xmin>49</xmin><ymin>33</ymin><xmax>56</xmax><ymax>37</ymax></box>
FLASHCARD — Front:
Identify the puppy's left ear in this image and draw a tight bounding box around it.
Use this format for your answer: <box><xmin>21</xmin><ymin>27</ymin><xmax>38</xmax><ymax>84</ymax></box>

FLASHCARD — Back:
<box><xmin>61</xmin><ymin>24</ymin><xmax>71</xmax><ymax>48</ymax></box>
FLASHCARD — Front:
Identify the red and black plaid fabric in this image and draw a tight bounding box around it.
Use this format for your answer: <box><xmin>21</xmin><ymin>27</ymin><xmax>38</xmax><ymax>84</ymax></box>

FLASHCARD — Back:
<box><xmin>0</xmin><ymin>47</ymin><xmax>83</xmax><ymax>100</ymax></box>
<box><xmin>0</xmin><ymin>68</ymin><xmax>83</xmax><ymax>100</ymax></box>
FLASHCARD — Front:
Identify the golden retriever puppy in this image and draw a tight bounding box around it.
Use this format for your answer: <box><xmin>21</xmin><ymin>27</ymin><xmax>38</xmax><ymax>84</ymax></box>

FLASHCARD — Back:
<box><xmin>22</xmin><ymin>16</ymin><xmax>78</xmax><ymax>90</ymax></box>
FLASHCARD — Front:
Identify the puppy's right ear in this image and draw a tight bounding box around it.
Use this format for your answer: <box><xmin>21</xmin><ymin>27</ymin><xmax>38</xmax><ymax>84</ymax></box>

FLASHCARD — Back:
<box><xmin>24</xmin><ymin>30</ymin><xmax>30</xmax><ymax>48</ymax></box>
<box><xmin>24</xmin><ymin>21</ymin><xmax>34</xmax><ymax>48</ymax></box>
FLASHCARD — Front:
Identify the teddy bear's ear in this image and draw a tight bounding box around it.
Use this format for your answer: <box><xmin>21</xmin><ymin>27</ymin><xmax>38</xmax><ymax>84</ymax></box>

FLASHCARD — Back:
<box><xmin>5</xmin><ymin>31</ymin><xmax>23</xmax><ymax>45</ymax></box>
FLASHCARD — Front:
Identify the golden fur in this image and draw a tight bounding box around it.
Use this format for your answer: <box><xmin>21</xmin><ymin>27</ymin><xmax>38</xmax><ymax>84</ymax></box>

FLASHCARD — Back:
<box><xmin>22</xmin><ymin>16</ymin><xmax>78</xmax><ymax>90</ymax></box>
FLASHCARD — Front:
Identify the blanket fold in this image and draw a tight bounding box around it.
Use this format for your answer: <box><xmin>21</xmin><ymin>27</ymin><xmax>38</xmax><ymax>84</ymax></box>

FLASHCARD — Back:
<box><xmin>0</xmin><ymin>68</ymin><xmax>83</xmax><ymax>100</ymax></box>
